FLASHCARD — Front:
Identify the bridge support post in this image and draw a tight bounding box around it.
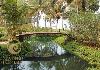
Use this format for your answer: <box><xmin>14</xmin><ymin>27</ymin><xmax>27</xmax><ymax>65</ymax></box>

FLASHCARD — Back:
<box><xmin>18</xmin><ymin>35</ymin><xmax>24</xmax><ymax>42</ymax></box>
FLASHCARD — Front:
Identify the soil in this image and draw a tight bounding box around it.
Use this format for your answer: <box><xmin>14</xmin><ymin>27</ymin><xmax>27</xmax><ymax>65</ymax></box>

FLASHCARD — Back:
<box><xmin>0</xmin><ymin>41</ymin><xmax>9</xmax><ymax>44</ymax></box>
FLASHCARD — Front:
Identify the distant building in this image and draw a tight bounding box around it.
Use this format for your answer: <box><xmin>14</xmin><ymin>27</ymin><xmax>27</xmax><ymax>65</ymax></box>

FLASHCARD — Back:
<box><xmin>31</xmin><ymin>10</ymin><xmax>70</xmax><ymax>30</ymax></box>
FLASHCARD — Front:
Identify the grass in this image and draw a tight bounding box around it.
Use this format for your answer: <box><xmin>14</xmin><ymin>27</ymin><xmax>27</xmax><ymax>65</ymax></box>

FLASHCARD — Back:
<box><xmin>55</xmin><ymin>36</ymin><xmax>100</xmax><ymax>70</ymax></box>
<box><xmin>56</xmin><ymin>37</ymin><xmax>100</xmax><ymax>70</ymax></box>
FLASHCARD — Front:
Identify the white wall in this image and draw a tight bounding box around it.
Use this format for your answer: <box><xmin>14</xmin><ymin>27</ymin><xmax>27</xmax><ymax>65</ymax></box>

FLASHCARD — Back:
<box><xmin>31</xmin><ymin>11</ymin><xmax>70</xmax><ymax>30</ymax></box>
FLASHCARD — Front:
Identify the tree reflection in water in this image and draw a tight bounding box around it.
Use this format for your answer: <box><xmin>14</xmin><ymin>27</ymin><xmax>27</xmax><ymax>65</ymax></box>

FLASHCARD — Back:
<box><xmin>1</xmin><ymin>42</ymin><xmax>89</xmax><ymax>70</ymax></box>
<box><xmin>28</xmin><ymin>56</ymin><xmax>88</xmax><ymax>70</ymax></box>
<box><xmin>31</xmin><ymin>42</ymin><xmax>66</xmax><ymax>57</ymax></box>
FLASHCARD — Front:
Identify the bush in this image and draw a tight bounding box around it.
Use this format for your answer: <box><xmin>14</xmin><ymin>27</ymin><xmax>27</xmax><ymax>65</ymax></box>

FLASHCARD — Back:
<box><xmin>68</xmin><ymin>11</ymin><xmax>100</xmax><ymax>46</ymax></box>
<box><xmin>0</xmin><ymin>33</ymin><xmax>4</xmax><ymax>38</ymax></box>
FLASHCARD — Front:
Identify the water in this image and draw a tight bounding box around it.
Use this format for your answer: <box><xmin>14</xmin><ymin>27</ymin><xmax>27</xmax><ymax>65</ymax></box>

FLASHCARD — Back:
<box><xmin>18</xmin><ymin>56</ymin><xmax>88</xmax><ymax>70</ymax></box>
<box><xmin>0</xmin><ymin>42</ymin><xmax>89</xmax><ymax>70</ymax></box>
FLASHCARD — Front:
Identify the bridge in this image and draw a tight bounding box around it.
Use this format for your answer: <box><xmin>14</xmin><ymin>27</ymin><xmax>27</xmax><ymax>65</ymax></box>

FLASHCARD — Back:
<box><xmin>0</xmin><ymin>32</ymin><xmax>76</xmax><ymax>69</ymax></box>
<box><xmin>16</xmin><ymin>32</ymin><xmax>67</xmax><ymax>36</ymax></box>
<box><xmin>16</xmin><ymin>32</ymin><xmax>68</xmax><ymax>42</ymax></box>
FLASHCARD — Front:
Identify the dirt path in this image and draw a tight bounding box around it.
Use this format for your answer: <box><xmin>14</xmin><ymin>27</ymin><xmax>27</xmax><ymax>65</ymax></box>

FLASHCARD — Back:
<box><xmin>0</xmin><ymin>41</ymin><xmax>9</xmax><ymax>44</ymax></box>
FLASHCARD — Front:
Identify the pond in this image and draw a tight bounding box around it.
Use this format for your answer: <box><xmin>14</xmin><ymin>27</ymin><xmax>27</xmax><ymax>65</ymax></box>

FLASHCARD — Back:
<box><xmin>0</xmin><ymin>42</ymin><xmax>89</xmax><ymax>70</ymax></box>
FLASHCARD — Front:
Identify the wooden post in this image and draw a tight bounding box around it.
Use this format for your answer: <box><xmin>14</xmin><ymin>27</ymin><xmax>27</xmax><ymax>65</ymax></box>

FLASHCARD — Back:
<box><xmin>18</xmin><ymin>35</ymin><xmax>24</xmax><ymax>42</ymax></box>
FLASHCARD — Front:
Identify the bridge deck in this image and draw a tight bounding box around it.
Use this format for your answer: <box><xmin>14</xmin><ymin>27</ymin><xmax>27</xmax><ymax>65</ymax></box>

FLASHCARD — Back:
<box><xmin>16</xmin><ymin>32</ymin><xmax>67</xmax><ymax>42</ymax></box>
<box><xmin>16</xmin><ymin>32</ymin><xmax>66</xmax><ymax>37</ymax></box>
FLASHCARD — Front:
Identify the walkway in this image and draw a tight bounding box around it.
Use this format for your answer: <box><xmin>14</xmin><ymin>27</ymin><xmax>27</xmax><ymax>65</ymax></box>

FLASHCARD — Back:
<box><xmin>0</xmin><ymin>41</ymin><xmax>8</xmax><ymax>44</ymax></box>
<box><xmin>16</xmin><ymin>32</ymin><xmax>66</xmax><ymax>37</ymax></box>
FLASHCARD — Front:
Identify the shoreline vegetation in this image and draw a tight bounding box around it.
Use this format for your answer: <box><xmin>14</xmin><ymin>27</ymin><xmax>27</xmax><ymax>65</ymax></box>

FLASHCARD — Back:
<box><xmin>0</xmin><ymin>34</ymin><xmax>100</xmax><ymax>70</ymax></box>
<box><xmin>55</xmin><ymin>36</ymin><xmax>100</xmax><ymax>70</ymax></box>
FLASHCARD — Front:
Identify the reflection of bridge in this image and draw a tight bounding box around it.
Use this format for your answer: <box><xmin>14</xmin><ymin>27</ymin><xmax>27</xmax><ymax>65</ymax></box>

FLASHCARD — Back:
<box><xmin>16</xmin><ymin>32</ymin><xmax>68</xmax><ymax>42</ymax></box>
<box><xmin>23</xmin><ymin>52</ymin><xmax>73</xmax><ymax>61</ymax></box>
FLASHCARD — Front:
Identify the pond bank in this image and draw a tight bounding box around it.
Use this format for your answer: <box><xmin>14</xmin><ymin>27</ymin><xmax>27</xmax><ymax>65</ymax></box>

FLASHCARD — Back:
<box><xmin>0</xmin><ymin>38</ymin><xmax>89</xmax><ymax>70</ymax></box>
<box><xmin>0</xmin><ymin>36</ymin><xmax>100</xmax><ymax>70</ymax></box>
<box><xmin>55</xmin><ymin>36</ymin><xmax>100</xmax><ymax>70</ymax></box>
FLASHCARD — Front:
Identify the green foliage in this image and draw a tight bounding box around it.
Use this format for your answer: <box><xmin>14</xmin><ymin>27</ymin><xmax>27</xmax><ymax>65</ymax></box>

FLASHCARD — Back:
<box><xmin>20</xmin><ymin>41</ymin><xmax>32</xmax><ymax>56</ymax></box>
<box><xmin>0</xmin><ymin>33</ymin><xmax>4</xmax><ymax>38</ymax></box>
<box><xmin>0</xmin><ymin>27</ymin><xmax>7</xmax><ymax>33</ymax></box>
<box><xmin>2</xmin><ymin>0</ymin><xmax>29</xmax><ymax>40</ymax></box>
<box><xmin>0</xmin><ymin>27</ymin><xmax>7</xmax><ymax>40</ymax></box>
<box><xmin>68</xmin><ymin>11</ymin><xmax>100</xmax><ymax>42</ymax></box>
<box><xmin>54</xmin><ymin>36</ymin><xmax>65</xmax><ymax>44</ymax></box>
<box><xmin>62</xmin><ymin>41</ymin><xmax>100</xmax><ymax>70</ymax></box>
<box><xmin>3</xmin><ymin>0</ymin><xmax>28</xmax><ymax>24</ymax></box>
<box><xmin>88</xmin><ymin>0</ymin><xmax>99</xmax><ymax>5</ymax></box>
<box><xmin>24</xmin><ymin>36</ymin><xmax>56</xmax><ymax>43</ymax></box>
<box><xmin>0</xmin><ymin>45</ymin><xmax>9</xmax><ymax>59</ymax></box>
<box><xmin>18</xmin><ymin>24</ymin><xmax>34</xmax><ymax>33</ymax></box>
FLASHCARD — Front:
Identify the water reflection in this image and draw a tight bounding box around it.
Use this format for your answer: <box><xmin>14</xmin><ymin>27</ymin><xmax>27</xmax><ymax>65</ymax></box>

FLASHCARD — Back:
<box><xmin>19</xmin><ymin>56</ymin><xmax>88</xmax><ymax>70</ymax></box>
<box><xmin>31</xmin><ymin>42</ymin><xmax>66</xmax><ymax>57</ymax></box>
<box><xmin>1</xmin><ymin>42</ymin><xmax>88</xmax><ymax>70</ymax></box>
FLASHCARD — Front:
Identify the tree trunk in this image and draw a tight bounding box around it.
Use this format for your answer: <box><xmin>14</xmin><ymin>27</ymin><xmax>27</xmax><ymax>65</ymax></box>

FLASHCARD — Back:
<box><xmin>39</xmin><ymin>0</ymin><xmax>42</xmax><ymax>5</ymax></box>
<box><xmin>74</xmin><ymin>0</ymin><xmax>87</xmax><ymax>11</ymax></box>
<box><xmin>81</xmin><ymin>0</ymin><xmax>86</xmax><ymax>11</ymax></box>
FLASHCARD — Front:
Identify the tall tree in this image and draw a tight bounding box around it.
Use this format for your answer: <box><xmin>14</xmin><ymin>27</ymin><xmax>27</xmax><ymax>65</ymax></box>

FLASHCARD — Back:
<box><xmin>2</xmin><ymin>0</ymin><xmax>28</xmax><ymax>41</ymax></box>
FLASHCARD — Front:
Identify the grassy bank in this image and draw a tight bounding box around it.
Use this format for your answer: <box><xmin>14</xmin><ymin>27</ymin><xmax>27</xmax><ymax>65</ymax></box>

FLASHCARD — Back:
<box><xmin>55</xmin><ymin>36</ymin><xmax>100</xmax><ymax>70</ymax></box>
<box><xmin>0</xmin><ymin>35</ymin><xmax>100</xmax><ymax>70</ymax></box>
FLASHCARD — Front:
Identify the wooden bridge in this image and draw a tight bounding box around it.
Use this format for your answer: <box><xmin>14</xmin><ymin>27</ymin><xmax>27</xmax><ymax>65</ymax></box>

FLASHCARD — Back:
<box><xmin>16</xmin><ymin>32</ymin><xmax>67</xmax><ymax>42</ymax></box>
<box><xmin>16</xmin><ymin>32</ymin><xmax>67</xmax><ymax>36</ymax></box>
